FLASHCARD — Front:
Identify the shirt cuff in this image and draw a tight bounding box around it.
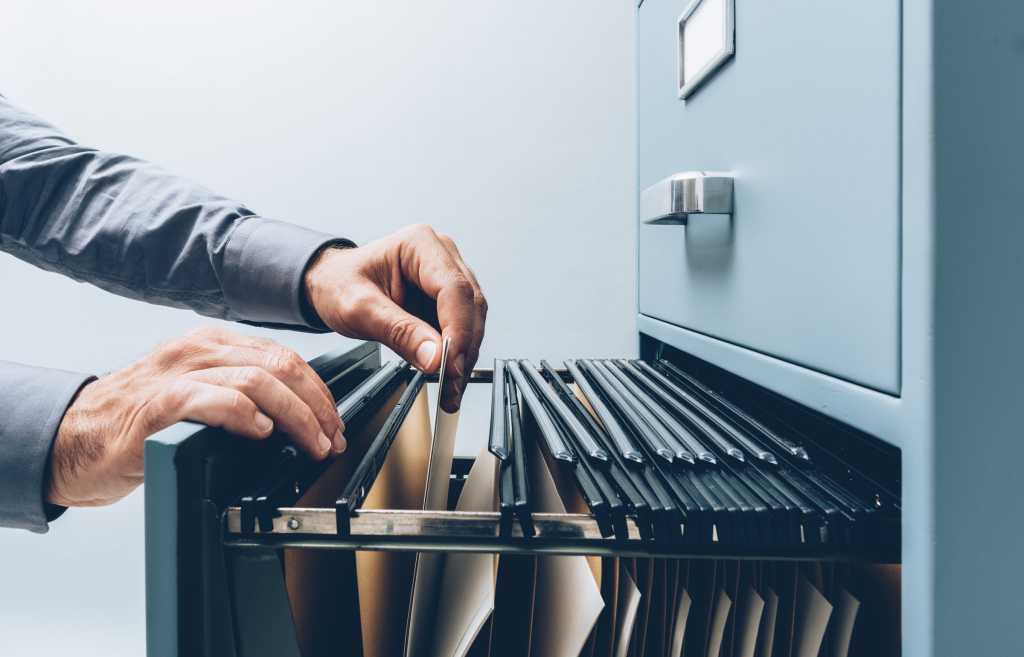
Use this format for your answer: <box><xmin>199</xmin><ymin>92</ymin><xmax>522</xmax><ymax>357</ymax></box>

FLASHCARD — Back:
<box><xmin>0</xmin><ymin>361</ymin><xmax>94</xmax><ymax>533</ymax></box>
<box><xmin>222</xmin><ymin>217</ymin><xmax>354</xmax><ymax>330</ymax></box>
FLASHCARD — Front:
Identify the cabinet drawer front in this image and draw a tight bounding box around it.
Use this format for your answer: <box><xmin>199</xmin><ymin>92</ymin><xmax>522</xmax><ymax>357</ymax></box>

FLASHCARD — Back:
<box><xmin>637</xmin><ymin>0</ymin><xmax>901</xmax><ymax>393</ymax></box>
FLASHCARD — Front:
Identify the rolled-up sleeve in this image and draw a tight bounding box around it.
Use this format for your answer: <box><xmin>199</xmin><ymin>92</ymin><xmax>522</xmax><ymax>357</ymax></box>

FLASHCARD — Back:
<box><xmin>0</xmin><ymin>94</ymin><xmax>354</xmax><ymax>531</ymax></box>
<box><xmin>0</xmin><ymin>361</ymin><xmax>93</xmax><ymax>533</ymax></box>
<box><xmin>0</xmin><ymin>93</ymin><xmax>350</xmax><ymax>329</ymax></box>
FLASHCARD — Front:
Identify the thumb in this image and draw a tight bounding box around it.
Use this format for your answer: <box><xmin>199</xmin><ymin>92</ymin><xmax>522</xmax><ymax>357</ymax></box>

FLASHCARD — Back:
<box><xmin>362</xmin><ymin>293</ymin><xmax>442</xmax><ymax>372</ymax></box>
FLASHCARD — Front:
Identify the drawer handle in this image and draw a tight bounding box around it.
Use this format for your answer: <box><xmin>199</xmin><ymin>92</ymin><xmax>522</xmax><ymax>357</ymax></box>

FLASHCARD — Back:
<box><xmin>640</xmin><ymin>171</ymin><xmax>733</xmax><ymax>224</ymax></box>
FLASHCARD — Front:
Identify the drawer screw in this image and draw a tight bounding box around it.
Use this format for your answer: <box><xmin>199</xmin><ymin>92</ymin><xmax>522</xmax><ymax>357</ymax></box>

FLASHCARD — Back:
<box><xmin>287</xmin><ymin>517</ymin><xmax>302</xmax><ymax>531</ymax></box>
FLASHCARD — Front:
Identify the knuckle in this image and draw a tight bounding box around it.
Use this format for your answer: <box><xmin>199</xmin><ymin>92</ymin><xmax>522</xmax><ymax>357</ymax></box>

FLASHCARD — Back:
<box><xmin>224</xmin><ymin>390</ymin><xmax>251</xmax><ymax>415</ymax></box>
<box><xmin>236</xmin><ymin>367</ymin><xmax>266</xmax><ymax>392</ymax></box>
<box><xmin>162</xmin><ymin>380</ymin><xmax>194</xmax><ymax>409</ymax></box>
<box><xmin>387</xmin><ymin>316</ymin><xmax>419</xmax><ymax>349</ymax></box>
<box><xmin>474</xmin><ymin>293</ymin><xmax>489</xmax><ymax>316</ymax></box>
<box><xmin>270</xmin><ymin>349</ymin><xmax>305</xmax><ymax>379</ymax></box>
<box><xmin>338</xmin><ymin>287</ymin><xmax>373</xmax><ymax>319</ymax></box>
<box><xmin>450</xmin><ymin>276</ymin><xmax>475</xmax><ymax>300</ymax></box>
<box><xmin>301</xmin><ymin>408</ymin><xmax>323</xmax><ymax>436</ymax></box>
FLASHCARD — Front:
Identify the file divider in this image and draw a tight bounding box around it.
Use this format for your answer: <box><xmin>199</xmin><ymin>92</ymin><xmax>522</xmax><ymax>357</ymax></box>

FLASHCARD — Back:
<box><xmin>334</xmin><ymin>369</ymin><xmax>424</xmax><ymax>536</ymax></box>
<box><xmin>239</xmin><ymin>362</ymin><xmax>408</xmax><ymax>533</ymax></box>
<box><xmin>229</xmin><ymin>357</ymin><xmax>900</xmax><ymax>563</ymax></box>
<box><xmin>506</xmin><ymin>368</ymin><xmax>536</xmax><ymax>537</ymax></box>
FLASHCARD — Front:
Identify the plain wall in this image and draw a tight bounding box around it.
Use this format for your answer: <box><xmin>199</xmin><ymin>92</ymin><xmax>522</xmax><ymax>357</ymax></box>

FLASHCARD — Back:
<box><xmin>0</xmin><ymin>2</ymin><xmax>636</xmax><ymax>655</ymax></box>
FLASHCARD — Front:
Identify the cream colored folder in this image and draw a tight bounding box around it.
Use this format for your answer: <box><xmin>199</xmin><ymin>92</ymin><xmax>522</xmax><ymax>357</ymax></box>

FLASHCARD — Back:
<box><xmin>792</xmin><ymin>576</ymin><xmax>833</xmax><ymax>657</ymax></box>
<box><xmin>283</xmin><ymin>380</ymin><xmax>418</xmax><ymax>657</ymax></box>
<box><xmin>355</xmin><ymin>384</ymin><xmax>434</xmax><ymax>657</ymax></box>
<box><xmin>613</xmin><ymin>567</ymin><xmax>642</xmax><ymax>657</ymax></box>
<box><xmin>429</xmin><ymin>449</ymin><xmax>500</xmax><ymax>657</ymax></box>
<box><xmin>405</xmin><ymin>338</ymin><xmax>462</xmax><ymax>657</ymax></box>
<box><xmin>526</xmin><ymin>429</ymin><xmax>604</xmax><ymax>657</ymax></box>
<box><xmin>734</xmin><ymin>586</ymin><xmax>766</xmax><ymax>657</ymax></box>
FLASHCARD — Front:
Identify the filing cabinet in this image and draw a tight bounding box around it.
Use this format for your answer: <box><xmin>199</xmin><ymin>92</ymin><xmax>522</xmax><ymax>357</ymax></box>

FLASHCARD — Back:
<box><xmin>140</xmin><ymin>2</ymin><xmax>1023</xmax><ymax>657</ymax></box>
<box><xmin>637</xmin><ymin>0</ymin><xmax>901</xmax><ymax>393</ymax></box>
<box><xmin>635</xmin><ymin>1</ymin><xmax>1024</xmax><ymax>656</ymax></box>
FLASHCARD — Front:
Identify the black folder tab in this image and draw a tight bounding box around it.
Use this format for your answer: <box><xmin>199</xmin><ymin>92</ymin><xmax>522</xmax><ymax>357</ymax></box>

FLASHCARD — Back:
<box><xmin>654</xmin><ymin>359</ymin><xmax>809</xmax><ymax>462</ymax></box>
<box><xmin>335</xmin><ymin>370</ymin><xmax>425</xmax><ymax>535</ymax></box>
<box><xmin>521</xmin><ymin>360</ymin><xmax>609</xmax><ymax>464</ymax></box>
<box><xmin>565</xmin><ymin>359</ymin><xmax>645</xmax><ymax>465</ymax></box>
<box><xmin>508</xmin><ymin>361</ymin><xmax>576</xmax><ymax>464</ymax></box>
<box><xmin>506</xmin><ymin>368</ymin><xmax>536</xmax><ymax>538</ymax></box>
<box><xmin>581</xmin><ymin>360</ymin><xmax>676</xmax><ymax>465</ymax></box>
<box><xmin>489</xmin><ymin>359</ymin><xmax>509</xmax><ymax>461</ymax></box>
<box><xmin>631</xmin><ymin>360</ymin><xmax>747</xmax><ymax>463</ymax></box>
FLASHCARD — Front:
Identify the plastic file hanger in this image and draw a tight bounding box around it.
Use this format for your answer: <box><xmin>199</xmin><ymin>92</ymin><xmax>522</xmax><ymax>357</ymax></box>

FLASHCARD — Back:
<box><xmin>239</xmin><ymin>362</ymin><xmax>408</xmax><ymax>534</ymax></box>
<box><xmin>520</xmin><ymin>359</ymin><xmax>609</xmax><ymax>464</ymax></box>
<box><xmin>505</xmin><ymin>367</ymin><xmax>536</xmax><ymax>537</ymax></box>
<box><xmin>335</xmin><ymin>370</ymin><xmax>425</xmax><ymax>535</ymax></box>
<box><xmin>337</xmin><ymin>360</ymin><xmax>405</xmax><ymax>424</ymax></box>
<box><xmin>565</xmin><ymin>359</ymin><xmax>644</xmax><ymax>465</ymax></box>
<box><xmin>626</xmin><ymin>359</ymin><xmax>777</xmax><ymax>465</ymax></box>
<box><xmin>507</xmin><ymin>361</ymin><xmax>575</xmax><ymax>463</ymax></box>
<box><xmin>581</xmin><ymin>360</ymin><xmax>676</xmax><ymax>465</ymax></box>
<box><xmin>599</xmin><ymin>360</ymin><xmax>701</xmax><ymax>465</ymax></box>
<box><xmin>652</xmin><ymin>359</ymin><xmax>809</xmax><ymax>462</ymax></box>
<box><xmin>622</xmin><ymin>360</ymin><xmax>747</xmax><ymax>463</ymax></box>
<box><xmin>488</xmin><ymin>359</ymin><xmax>509</xmax><ymax>460</ymax></box>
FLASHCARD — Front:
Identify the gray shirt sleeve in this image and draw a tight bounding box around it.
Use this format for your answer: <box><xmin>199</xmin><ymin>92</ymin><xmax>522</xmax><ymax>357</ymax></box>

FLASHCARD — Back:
<box><xmin>0</xmin><ymin>94</ymin><xmax>350</xmax><ymax>532</ymax></box>
<box><xmin>0</xmin><ymin>362</ymin><xmax>94</xmax><ymax>532</ymax></box>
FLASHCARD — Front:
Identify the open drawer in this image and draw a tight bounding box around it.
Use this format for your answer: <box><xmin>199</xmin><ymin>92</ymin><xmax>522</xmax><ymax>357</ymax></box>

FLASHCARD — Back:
<box><xmin>145</xmin><ymin>342</ymin><xmax>902</xmax><ymax>657</ymax></box>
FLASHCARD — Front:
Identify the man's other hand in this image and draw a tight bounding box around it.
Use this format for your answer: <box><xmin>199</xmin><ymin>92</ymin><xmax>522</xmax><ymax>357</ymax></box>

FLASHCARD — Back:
<box><xmin>46</xmin><ymin>327</ymin><xmax>344</xmax><ymax>507</ymax></box>
<box><xmin>304</xmin><ymin>224</ymin><xmax>487</xmax><ymax>412</ymax></box>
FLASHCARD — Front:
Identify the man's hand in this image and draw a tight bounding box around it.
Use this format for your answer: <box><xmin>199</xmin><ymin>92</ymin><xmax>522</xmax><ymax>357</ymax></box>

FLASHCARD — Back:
<box><xmin>304</xmin><ymin>224</ymin><xmax>487</xmax><ymax>412</ymax></box>
<box><xmin>47</xmin><ymin>327</ymin><xmax>344</xmax><ymax>508</ymax></box>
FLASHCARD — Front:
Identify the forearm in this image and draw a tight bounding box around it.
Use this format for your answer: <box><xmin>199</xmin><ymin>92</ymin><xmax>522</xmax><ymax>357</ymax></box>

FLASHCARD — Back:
<box><xmin>0</xmin><ymin>94</ymin><xmax>348</xmax><ymax>328</ymax></box>
<box><xmin>0</xmin><ymin>360</ymin><xmax>93</xmax><ymax>532</ymax></box>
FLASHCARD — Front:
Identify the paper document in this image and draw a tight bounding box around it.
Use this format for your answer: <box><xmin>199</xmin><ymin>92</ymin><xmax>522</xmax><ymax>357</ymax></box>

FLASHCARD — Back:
<box><xmin>356</xmin><ymin>384</ymin><xmax>433</xmax><ymax>657</ymax></box>
<box><xmin>667</xmin><ymin>589</ymin><xmax>692</xmax><ymax>657</ymax></box>
<box><xmin>527</xmin><ymin>431</ymin><xmax>604</xmax><ymax>657</ymax></box>
<box><xmin>734</xmin><ymin>586</ymin><xmax>766</xmax><ymax>657</ymax></box>
<box><xmin>613</xmin><ymin>568</ymin><xmax>642</xmax><ymax>657</ymax></box>
<box><xmin>405</xmin><ymin>337</ymin><xmax>461</xmax><ymax>657</ymax></box>
<box><xmin>429</xmin><ymin>449</ymin><xmax>500</xmax><ymax>657</ymax></box>
<box><xmin>825</xmin><ymin>588</ymin><xmax>860</xmax><ymax>657</ymax></box>
<box><xmin>792</xmin><ymin>576</ymin><xmax>833</xmax><ymax>657</ymax></box>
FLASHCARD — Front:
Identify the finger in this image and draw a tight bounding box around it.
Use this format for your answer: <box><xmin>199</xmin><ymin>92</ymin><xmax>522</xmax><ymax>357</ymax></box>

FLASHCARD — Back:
<box><xmin>396</xmin><ymin>226</ymin><xmax>479</xmax><ymax>387</ymax></box>
<box><xmin>337</xmin><ymin>283</ymin><xmax>444</xmax><ymax>372</ymax></box>
<box><xmin>140</xmin><ymin>379</ymin><xmax>276</xmax><ymax>446</ymax></box>
<box><xmin>434</xmin><ymin>235</ymin><xmax>487</xmax><ymax>411</ymax></box>
<box><xmin>436</xmin><ymin>234</ymin><xmax>487</xmax><ymax>379</ymax></box>
<box><xmin>188</xmin><ymin>367</ymin><xmax>337</xmax><ymax>458</ymax></box>
<box><xmin>232</xmin><ymin>339</ymin><xmax>344</xmax><ymax>443</ymax></box>
<box><xmin>182</xmin><ymin>338</ymin><xmax>345</xmax><ymax>451</ymax></box>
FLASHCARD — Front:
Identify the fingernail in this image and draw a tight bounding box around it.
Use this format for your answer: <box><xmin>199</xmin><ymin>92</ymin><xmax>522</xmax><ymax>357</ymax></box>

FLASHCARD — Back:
<box><xmin>454</xmin><ymin>353</ymin><xmax>466</xmax><ymax>378</ymax></box>
<box><xmin>416</xmin><ymin>340</ymin><xmax>438</xmax><ymax>370</ymax></box>
<box><xmin>317</xmin><ymin>432</ymin><xmax>332</xmax><ymax>455</ymax></box>
<box><xmin>333</xmin><ymin>428</ymin><xmax>347</xmax><ymax>453</ymax></box>
<box><xmin>254</xmin><ymin>413</ymin><xmax>273</xmax><ymax>434</ymax></box>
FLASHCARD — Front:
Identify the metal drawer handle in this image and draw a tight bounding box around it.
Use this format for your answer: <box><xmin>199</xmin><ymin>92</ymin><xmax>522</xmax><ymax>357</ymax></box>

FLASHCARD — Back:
<box><xmin>640</xmin><ymin>171</ymin><xmax>733</xmax><ymax>224</ymax></box>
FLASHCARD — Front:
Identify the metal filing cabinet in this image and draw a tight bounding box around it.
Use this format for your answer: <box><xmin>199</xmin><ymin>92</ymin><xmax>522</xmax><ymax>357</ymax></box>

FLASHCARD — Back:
<box><xmin>634</xmin><ymin>1</ymin><xmax>1024</xmax><ymax>656</ymax></box>
<box><xmin>141</xmin><ymin>3</ymin><xmax>1023</xmax><ymax>657</ymax></box>
<box><xmin>637</xmin><ymin>0</ymin><xmax>900</xmax><ymax>393</ymax></box>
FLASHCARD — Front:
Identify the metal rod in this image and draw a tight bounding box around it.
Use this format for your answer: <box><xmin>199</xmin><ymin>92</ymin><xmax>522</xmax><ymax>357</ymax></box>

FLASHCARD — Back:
<box><xmin>221</xmin><ymin>507</ymin><xmax>897</xmax><ymax>563</ymax></box>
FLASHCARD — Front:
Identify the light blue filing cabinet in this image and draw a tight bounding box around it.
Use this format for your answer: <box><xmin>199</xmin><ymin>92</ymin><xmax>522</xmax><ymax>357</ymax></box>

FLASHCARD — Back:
<box><xmin>635</xmin><ymin>0</ymin><xmax>1024</xmax><ymax>655</ymax></box>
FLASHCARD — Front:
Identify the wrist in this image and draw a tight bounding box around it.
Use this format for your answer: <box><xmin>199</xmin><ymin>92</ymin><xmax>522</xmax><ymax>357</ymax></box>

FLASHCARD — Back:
<box><xmin>46</xmin><ymin>378</ymin><xmax>103</xmax><ymax>507</ymax></box>
<box><xmin>302</xmin><ymin>241</ymin><xmax>355</xmax><ymax>329</ymax></box>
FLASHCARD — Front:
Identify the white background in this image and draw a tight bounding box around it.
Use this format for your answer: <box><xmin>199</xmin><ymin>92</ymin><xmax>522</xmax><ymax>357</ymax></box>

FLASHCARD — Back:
<box><xmin>0</xmin><ymin>2</ymin><xmax>636</xmax><ymax>655</ymax></box>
